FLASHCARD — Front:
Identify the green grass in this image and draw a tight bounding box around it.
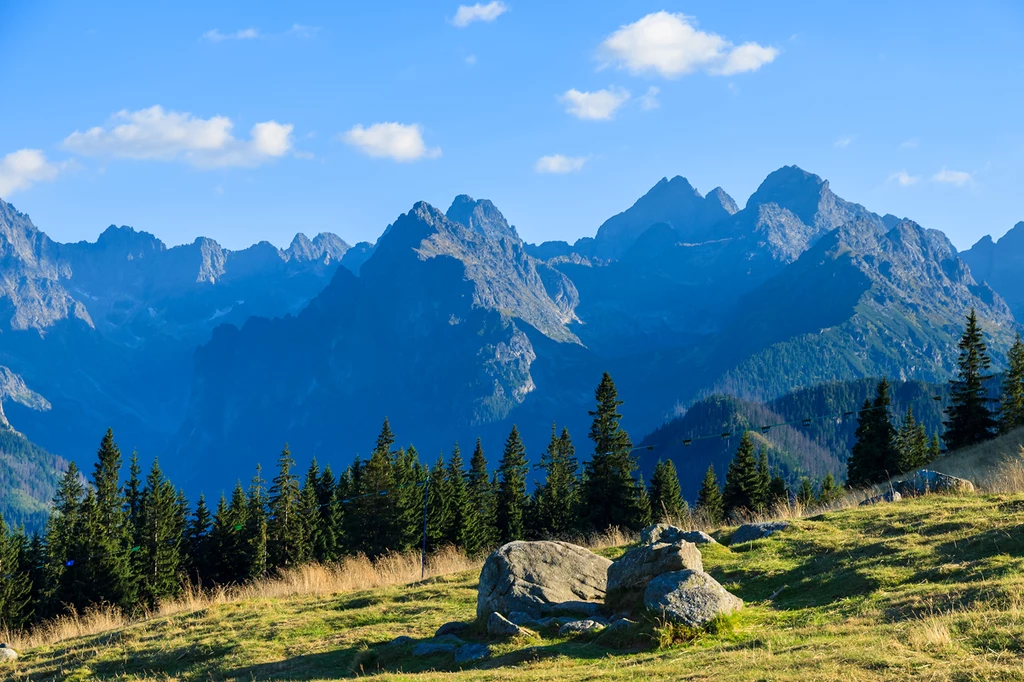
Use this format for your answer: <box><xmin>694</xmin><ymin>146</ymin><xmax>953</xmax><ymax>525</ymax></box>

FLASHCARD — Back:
<box><xmin>8</xmin><ymin>493</ymin><xmax>1024</xmax><ymax>681</ymax></box>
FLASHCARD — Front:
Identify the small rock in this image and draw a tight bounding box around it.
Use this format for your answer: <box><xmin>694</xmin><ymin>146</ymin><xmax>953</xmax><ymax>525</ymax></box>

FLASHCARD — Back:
<box><xmin>388</xmin><ymin>635</ymin><xmax>413</xmax><ymax>647</ymax></box>
<box><xmin>730</xmin><ymin>521</ymin><xmax>790</xmax><ymax>545</ymax></box>
<box><xmin>435</xmin><ymin>621</ymin><xmax>470</xmax><ymax>637</ymax></box>
<box><xmin>896</xmin><ymin>470</ymin><xmax>975</xmax><ymax>497</ymax></box>
<box><xmin>606</xmin><ymin>541</ymin><xmax>703</xmax><ymax>609</ymax></box>
<box><xmin>487</xmin><ymin>611</ymin><xmax>531</xmax><ymax>638</ymax></box>
<box><xmin>412</xmin><ymin>640</ymin><xmax>459</xmax><ymax>657</ymax></box>
<box><xmin>640</xmin><ymin>524</ymin><xmax>717</xmax><ymax>545</ymax></box>
<box><xmin>605</xmin><ymin>618</ymin><xmax>637</xmax><ymax>632</ymax></box>
<box><xmin>534</xmin><ymin>616</ymin><xmax>574</xmax><ymax>628</ymax></box>
<box><xmin>507</xmin><ymin>611</ymin><xmax>541</xmax><ymax>627</ymax></box>
<box><xmin>860</xmin><ymin>489</ymin><xmax>901</xmax><ymax>506</ymax></box>
<box><xmin>644</xmin><ymin>569</ymin><xmax>743</xmax><ymax>627</ymax></box>
<box><xmin>0</xmin><ymin>646</ymin><xmax>19</xmax><ymax>662</ymax></box>
<box><xmin>558</xmin><ymin>619</ymin><xmax>607</xmax><ymax>636</ymax></box>
<box><xmin>454</xmin><ymin>643</ymin><xmax>490</xmax><ymax>664</ymax></box>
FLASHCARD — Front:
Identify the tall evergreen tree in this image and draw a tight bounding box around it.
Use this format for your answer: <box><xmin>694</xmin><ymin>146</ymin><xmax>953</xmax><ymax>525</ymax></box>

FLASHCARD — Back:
<box><xmin>442</xmin><ymin>444</ymin><xmax>472</xmax><ymax>548</ymax></box>
<box><xmin>358</xmin><ymin>420</ymin><xmax>401</xmax><ymax>557</ymax></box>
<box><xmin>723</xmin><ymin>433</ymin><xmax>761</xmax><ymax>517</ymax></box>
<box><xmin>649</xmin><ymin>459</ymin><xmax>687</xmax><ymax>522</ymax></box>
<box><xmin>847</xmin><ymin>379</ymin><xmax>898</xmax><ymax>487</ymax></box>
<box><xmin>299</xmin><ymin>460</ymin><xmax>323</xmax><ymax>563</ymax></box>
<box><xmin>185</xmin><ymin>494</ymin><xmax>212</xmax><ymax>584</ymax></box>
<box><xmin>768</xmin><ymin>475</ymin><xmax>790</xmax><ymax>508</ymax></box>
<box><xmin>944</xmin><ymin>309</ymin><xmax>998</xmax><ymax>450</ymax></box>
<box><xmin>818</xmin><ymin>473</ymin><xmax>841</xmax><ymax>506</ymax></box>
<box><xmin>44</xmin><ymin>462</ymin><xmax>85</xmax><ymax>613</ymax></box>
<box><xmin>634</xmin><ymin>479</ymin><xmax>653</xmax><ymax>528</ymax></box>
<box><xmin>0</xmin><ymin>513</ymin><xmax>32</xmax><ymax>631</ymax></box>
<box><xmin>496</xmin><ymin>425</ymin><xmax>530</xmax><ymax>543</ymax></box>
<box><xmin>425</xmin><ymin>452</ymin><xmax>451</xmax><ymax>551</ymax></box>
<box><xmin>465</xmin><ymin>439</ymin><xmax>496</xmax><ymax>555</ymax></box>
<box><xmin>796</xmin><ymin>479</ymin><xmax>815</xmax><ymax>506</ymax></box>
<box><xmin>755</xmin><ymin>449</ymin><xmax>771</xmax><ymax>511</ymax></box>
<box><xmin>137</xmin><ymin>458</ymin><xmax>181</xmax><ymax>608</ymax></box>
<box><xmin>246</xmin><ymin>465</ymin><xmax>269</xmax><ymax>579</ymax></box>
<box><xmin>1000</xmin><ymin>333</ymin><xmax>1024</xmax><ymax>433</ymax></box>
<box><xmin>581</xmin><ymin>373</ymin><xmax>642</xmax><ymax>531</ymax></box>
<box><xmin>312</xmin><ymin>462</ymin><xmax>341</xmax><ymax>562</ymax></box>
<box><xmin>392</xmin><ymin>444</ymin><xmax>425</xmax><ymax>552</ymax></box>
<box><xmin>929</xmin><ymin>433</ymin><xmax>942</xmax><ymax>460</ymax></box>
<box><xmin>534</xmin><ymin>427</ymin><xmax>580</xmax><ymax>537</ymax></box>
<box><xmin>268</xmin><ymin>446</ymin><xmax>305</xmax><ymax>570</ymax></box>
<box><xmin>696</xmin><ymin>464</ymin><xmax>723</xmax><ymax>525</ymax></box>
<box><xmin>896</xmin><ymin>407</ymin><xmax>930</xmax><ymax>472</ymax></box>
<box><xmin>124</xmin><ymin>449</ymin><xmax>143</xmax><ymax>534</ymax></box>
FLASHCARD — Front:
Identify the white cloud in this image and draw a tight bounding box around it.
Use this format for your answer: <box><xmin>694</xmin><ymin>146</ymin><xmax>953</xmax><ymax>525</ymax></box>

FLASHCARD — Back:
<box><xmin>888</xmin><ymin>170</ymin><xmax>919</xmax><ymax>187</ymax></box>
<box><xmin>598</xmin><ymin>11</ymin><xmax>778</xmax><ymax>78</ymax></box>
<box><xmin>0</xmin><ymin>149</ymin><xmax>63</xmax><ymax>197</ymax></box>
<box><xmin>834</xmin><ymin>136</ymin><xmax>853</xmax><ymax>149</ymax></box>
<box><xmin>639</xmin><ymin>86</ymin><xmax>660</xmax><ymax>110</ymax></box>
<box><xmin>342</xmin><ymin>122</ymin><xmax>441</xmax><ymax>162</ymax></box>
<box><xmin>932</xmin><ymin>169</ymin><xmax>972</xmax><ymax>186</ymax></box>
<box><xmin>535</xmin><ymin>154</ymin><xmax>587</xmax><ymax>174</ymax></box>
<box><xmin>62</xmin><ymin>106</ymin><xmax>295</xmax><ymax>168</ymax></box>
<box><xmin>286</xmin><ymin>24</ymin><xmax>319</xmax><ymax>38</ymax></box>
<box><xmin>452</xmin><ymin>1</ymin><xmax>508</xmax><ymax>28</ymax></box>
<box><xmin>202</xmin><ymin>28</ymin><xmax>261</xmax><ymax>42</ymax></box>
<box><xmin>560</xmin><ymin>87</ymin><xmax>631</xmax><ymax>121</ymax></box>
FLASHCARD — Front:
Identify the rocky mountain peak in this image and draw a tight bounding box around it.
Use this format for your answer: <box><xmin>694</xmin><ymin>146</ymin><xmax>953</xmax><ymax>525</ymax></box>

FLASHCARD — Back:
<box><xmin>746</xmin><ymin>165</ymin><xmax>831</xmax><ymax>223</ymax></box>
<box><xmin>446</xmin><ymin>195</ymin><xmax>518</xmax><ymax>242</ymax></box>
<box><xmin>706</xmin><ymin>187</ymin><xmax>739</xmax><ymax>215</ymax></box>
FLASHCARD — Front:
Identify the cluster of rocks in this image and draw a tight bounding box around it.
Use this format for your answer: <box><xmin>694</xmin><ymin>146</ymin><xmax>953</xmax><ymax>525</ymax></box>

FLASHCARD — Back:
<box><xmin>860</xmin><ymin>470</ymin><xmax>974</xmax><ymax>506</ymax></box>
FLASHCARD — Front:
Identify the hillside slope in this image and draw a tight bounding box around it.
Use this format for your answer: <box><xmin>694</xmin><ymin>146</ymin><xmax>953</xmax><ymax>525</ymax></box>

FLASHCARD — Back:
<box><xmin>9</xmin><ymin>492</ymin><xmax>1024</xmax><ymax>681</ymax></box>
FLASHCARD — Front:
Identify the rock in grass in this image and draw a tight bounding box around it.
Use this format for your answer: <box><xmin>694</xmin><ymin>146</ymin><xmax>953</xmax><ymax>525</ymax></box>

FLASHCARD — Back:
<box><xmin>605</xmin><ymin>541</ymin><xmax>703</xmax><ymax>609</ymax></box>
<box><xmin>896</xmin><ymin>470</ymin><xmax>975</xmax><ymax>497</ymax></box>
<box><xmin>454</xmin><ymin>642</ymin><xmax>490</xmax><ymax>663</ymax></box>
<box><xmin>412</xmin><ymin>640</ymin><xmax>460</xmax><ymax>656</ymax></box>
<box><xmin>605</xmin><ymin>618</ymin><xmax>637</xmax><ymax>632</ymax></box>
<box><xmin>435</xmin><ymin>621</ymin><xmax>470</xmax><ymax>637</ymax></box>
<box><xmin>730</xmin><ymin>521</ymin><xmax>789</xmax><ymax>545</ymax></box>
<box><xmin>507</xmin><ymin>611</ymin><xmax>542</xmax><ymax>627</ymax></box>
<box><xmin>0</xmin><ymin>645</ymin><xmax>17</xmax><ymax>662</ymax></box>
<box><xmin>860</xmin><ymin>489</ymin><xmax>902</xmax><ymax>506</ymax></box>
<box><xmin>640</xmin><ymin>524</ymin><xmax>717</xmax><ymax>546</ymax></box>
<box><xmin>487</xmin><ymin>611</ymin><xmax>532</xmax><ymax>638</ymax></box>
<box><xmin>644</xmin><ymin>569</ymin><xmax>743</xmax><ymax>627</ymax></box>
<box><xmin>476</xmin><ymin>541</ymin><xmax>612</xmax><ymax>619</ymax></box>
<box><xmin>558</xmin><ymin>619</ymin><xmax>607</xmax><ymax>636</ymax></box>
<box><xmin>388</xmin><ymin>635</ymin><xmax>413</xmax><ymax>647</ymax></box>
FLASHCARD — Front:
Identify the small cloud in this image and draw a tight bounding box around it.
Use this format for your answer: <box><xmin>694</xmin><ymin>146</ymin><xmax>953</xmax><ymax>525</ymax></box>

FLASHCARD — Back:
<box><xmin>597</xmin><ymin>11</ymin><xmax>778</xmax><ymax>78</ymax></box>
<box><xmin>202</xmin><ymin>28</ymin><xmax>261</xmax><ymax>43</ymax></box>
<box><xmin>63</xmin><ymin>106</ymin><xmax>296</xmax><ymax>168</ymax></box>
<box><xmin>560</xmin><ymin>87</ymin><xmax>631</xmax><ymax>121</ymax></box>
<box><xmin>535</xmin><ymin>154</ymin><xmax>587</xmax><ymax>174</ymax></box>
<box><xmin>834</xmin><ymin>136</ymin><xmax>853</xmax><ymax>149</ymax></box>
<box><xmin>932</xmin><ymin>168</ymin><xmax>972</xmax><ymax>186</ymax></box>
<box><xmin>899</xmin><ymin>137</ymin><xmax>919</xmax><ymax>150</ymax></box>
<box><xmin>888</xmin><ymin>170</ymin><xmax>919</xmax><ymax>187</ymax></box>
<box><xmin>342</xmin><ymin>122</ymin><xmax>441</xmax><ymax>162</ymax></box>
<box><xmin>639</xmin><ymin>86</ymin><xmax>660</xmax><ymax>111</ymax></box>
<box><xmin>0</xmin><ymin>149</ymin><xmax>65</xmax><ymax>196</ymax></box>
<box><xmin>286</xmin><ymin>24</ymin><xmax>319</xmax><ymax>39</ymax></box>
<box><xmin>465</xmin><ymin>54</ymin><xmax>477</xmax><ymax>65</ymax></box>
<box><xmin>452</xmin><ymin>1</ymin><xmax>508</xmax><ymax>28</ymax></box>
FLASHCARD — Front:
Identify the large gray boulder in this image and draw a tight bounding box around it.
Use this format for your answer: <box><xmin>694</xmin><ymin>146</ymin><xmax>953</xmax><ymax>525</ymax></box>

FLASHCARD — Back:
<box><xmin>896</xmin><ymin>470</ymin><xmax>975</xmax><ymax>497</ymax></box>
<box><xmin>476</xmin><ymin>541</ymin><xmax>612</xmax><ymax>619</ymax></box>
<box><xmin>605</xmin><ymin>541</ymin><xmax>703</xmax><ymax>609</ymax></box>
<box><xmin>860</xmin><ymin>489</ymin><xmax>901</xmax><ymax>506</ymax></box>
<box><xmin>644</xmin><ymin>569</ymin><xmax>743</xmax><ymax>627</ymax></box>
<box><xmin>640</xmin><ymin>524</ymin><xmax>717</xmax><ymax>546</ymax></box>
<box><xmin>730</xmin><ymin>521</ymin><xmax>789</xmax><ymax>545</ymax></box>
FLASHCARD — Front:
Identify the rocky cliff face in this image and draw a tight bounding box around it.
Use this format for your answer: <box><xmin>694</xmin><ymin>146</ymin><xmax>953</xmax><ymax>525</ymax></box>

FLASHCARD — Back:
<box><xmin>961</xmin><ymin>222</ymin><xmax>1024</xmax><ymax>321</ymax></box>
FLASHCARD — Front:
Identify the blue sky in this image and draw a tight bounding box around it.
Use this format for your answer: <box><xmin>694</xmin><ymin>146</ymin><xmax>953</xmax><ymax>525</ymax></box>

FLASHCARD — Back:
<box><xmin>1</xmin><ymin>1</ymin><xmax>1021</xmax><ymax>251</ymax></box>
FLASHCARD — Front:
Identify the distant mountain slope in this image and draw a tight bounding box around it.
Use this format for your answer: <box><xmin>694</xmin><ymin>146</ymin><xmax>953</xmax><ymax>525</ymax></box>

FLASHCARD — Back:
<box><xmin>0</xmin><ymin>402</ymin><xmax>66</xmax><ymax>532</ymax></box>
<box><xmin>961</xmin><ymin>222</ymin><xmax>1024</xmax><ymax>321</ymax></box>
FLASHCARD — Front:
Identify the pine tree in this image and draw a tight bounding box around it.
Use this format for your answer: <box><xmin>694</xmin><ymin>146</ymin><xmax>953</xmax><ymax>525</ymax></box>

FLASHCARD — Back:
<box><xmin>847</xmin><ymin>379</ymin><xmax>898</xmax><ymax>487</ymax></box>
<box><xmin>929</xmin><ymin>433</ymin><xmax>942</xmax><ymax>460</ymax></box>
<box><xmin>534</xmin><ymin>427</ymin><xmax>580</xmax><ymax>538</ymax></box>
<box><xmin>185</xmin><ymin>494</ymin><xmax>212</xmax><ymax>584</ymax></box>
<box><xmin>944</xmin><ymin>309</ymin><xmax>998</xmax><ymax>450</ymax></box>
<box><xmin>425</xmin><ymin>452</ymin><xmax>451</xmax><ymax>551</ymax></box>
<box><xmin>896</xmin><ymin>406</ymin><xmax>929</xmax><ymax>472</ymax></box>
<box><xmin>1000</xmin><ymin>333</ymin><xmax>1024</xmax><ymax>433</ymax></box>
<box><xmin>312</xmin><ymin>462</ymin><xmax>341</xmax><ymax>562</ymax></box>
<box><xmin>768</xmin><ymin>476</ymin><xmax>790</xmax><ymax>508</ymax></box>
<box><xmin>755</xmin><ymin>449</ymin><xmax>771</xmax><ymax>511</ymax></box>
<box><xmin>124</xmin><ymin>449</ymin><xmax>143</xmax><ymax>534</ymax></box>
<box><xmin>465</xmin><ymin>439</ymin><xmax>496</xmax><ymax>555</ymax></box>
<box><xmin>442</xmin><ymin>444</ymin><xmax>472</xmax><ymax>548</ymax></box>
<box><xmin>696</xmin><ymin>465</ymin><xmax>723</xmax><ymax>525</ymax></box>
<box><xmin>634</xmin><ymin>479</ymin><xmax>653</xmax><ymax>528</ymax></box>
<box><xmin>44</xmin><ymin>462</ymin><xmax>85</xmax><ymax>613</ymax></box>
<box><xmin>299</xmin><ymin>460</ymin><xmax>323</xmax><ymax>563</ymax></box>
<box><xmin>649</xmin><ymin>459</ymin><xmax>687</xmax><ymax>522</ymax></box>
<box><xmin>496</xmin><ymin>425</ymin><xmax>529</xmax><ymax>543</ymax></box>
<box><xmin>392</xmin><ymin>444</ymin><xmax>425</xmax><ymax>552</ymax></box>
<box><xmin>137</xmin><ymin>458</ymin><xmax>181</xmax><ymax>608</ymax></box>
<box><xmin>818</xmin><ymin>473</ymin><xmax>841</xmax><ymax>506</ymax></box>
<box><xmin>217</xmin><ymin>483</ymin><xmax>252</xmax><ymax>583</ymax></box>
<box><xmin>581</xmin><ymin>373</ymin><xmax>642</xmax><ymax>531</ymax></box>
<box><xmin>268</xmin><ymin>445</ymin><xmax>306</xmax><ymax>570</ymax></box>
<box><xmin>0</xmin><ymin>513</ymin><xmax>32</xmax><ymax>631</ymax></box>
<box><xmin>796</xmin><ymin>479</ymin><xmax>815</xmax><ymax>506</ymax></box>
<box><xmin>246</xmin><ymin>465</ymin><xmax>269</xmax><ymax>579</ymax></box>
<box><xmin>358</xmin><ymin>420</ymin><xmax>401</xmax><ymax>557</ymax></box>
<box><xmin>723</xmin><ymin>433</ymin><xmax>761</xmax><ymax>517</ymax></box>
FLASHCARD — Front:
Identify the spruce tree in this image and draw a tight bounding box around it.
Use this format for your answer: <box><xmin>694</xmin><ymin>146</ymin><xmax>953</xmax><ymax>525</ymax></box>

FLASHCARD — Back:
<box><xmin>496</xmin><ymin>425</ymin><xmax>529</xmax><ymax>543</ymax></box>
<box><xmin>818</xmin><ymin>473</ymin><xmax>841</xmax><ymax>506</ymax></box>
<box><xmin>896</xmin><ymin>407</ymin><xmax>929</xmax><ymax>472</ymax></box>
<box><xmin>634</xmin><ymin>479</ymin><xmax>653</xmax><ymax>528</ymax></box>
<box><xmin>312</xmin><ymin>462</ymin><xmax>341</xmax><ymax>562</ymax></box>
<box><xmin>185</xmin><ymin>494</ymin><xmax>212</xmax><ymax>584</ymax></box>
<box><xmin>768</xmin><ymin>475</ymin><xmax>790</xmax><ymax>508</ymax></box>
<box><xmin>221</xmin><ymin>483</ymin><xmax>252</xmax><ymax>583</ymax></box>
<box><xmin>465</xmin><ymin>439</ymin><xmax>496</xmax><ymax>555</ymax></box>
<box><xmin>755</xmin><ymin>449</ymin><xmax>771</xmax><ymax>511</ymax></box>
<box><xmin>796</xmin><ymin>479</ymin><xmax>815</xmax><ymax>506</ymax></box>
<box><xmin>696</xmin><ymin>464</ymin><xmax>724</xmax><ymax>525</ymax></box>
<box><xmin>0</xmin><ymin>513</ymin><xmax>32</xmax><ymax>631</ymax></box>
<box><xmin>1000</xmin><ymin>333</ymin><xmax>1024</xmax><ymax>433</ymax></box>
<box><xmin>425</xmin><ymin>452</ymin><xmax>451</xmax><ymax>551</ymax></box>
<box><xmin>723</xmin><ymin>433</ymin><xmax>761</xmax><ymax>517</ymax></box>
<box><xmin>45</xmin><ymin>462</ymin><xmax>85</xmax><ymax>613</ymax></box>
<box><xmin>944</xmin><ymin>309</ymin><xmax>998</xmax><ymax>449</ymax></box>
<box><xmin>929</xmin><ymin>433</ymin><xmax>942</xmax><ymax>460</ymax></box>
<box><xmin>268</xmin><ymin>446</ymin><xmax>305</xmax><ymax>570</ymax></box>
<box><xmin>137</xmin><ymin>458</ymin><xmax>181</xmax><ymax>608</ymax></box>
<box><xmin>124</xmin><ymin>449</ymin><xmax>143</xmax><ymax>534</ymax></box>
<box><xmin>847</xmin><ymin>379</ymin><xmax>898</xmax><ymax>487</ymax></box>
<box><xmin>442</xmin><ymin>444</ymin><xmax>472</xmax><ymax>548</ymax></box>
<box><xmin>581</xmin><ymin>373</ymin><xmax>642</xmax><ymax>531</ymax></box>
<box><xmin>246</xmin><ymin>465</ymin><xmax>269</xmax><ymax>579</ymax></box>
<box><xmin>535</xmin><ymin>427</ymin><xmax>580</xmax><ymax>537</ymax></box>
<box><xmin>649</xmin><ymin>459</ymin><xmax>686</xmax><ymax>522</ymax></box>
<box><xmin>359</xmin><ymin>420</ymin><xmax>400</xmax><ymax>557</ymax></box>
<box><xmin>299</xmin><ymin>460</ymin><xmax>323</xmax><ymax>563</ymax></box>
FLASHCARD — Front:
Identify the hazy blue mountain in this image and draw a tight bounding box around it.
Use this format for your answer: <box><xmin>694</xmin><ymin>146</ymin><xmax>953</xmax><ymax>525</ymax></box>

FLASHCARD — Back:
<box><xmin>961</xmin><ymin>222</ymin><xmax>1024</xmax><ymax>321</ymax></box>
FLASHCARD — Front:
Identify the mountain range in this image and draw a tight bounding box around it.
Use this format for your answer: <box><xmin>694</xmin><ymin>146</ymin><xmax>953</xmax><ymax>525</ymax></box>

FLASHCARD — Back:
<box><xmin>1</xmin><ymin>165</ymin><xmax>1021</xmax><ymax>525</ymax></box>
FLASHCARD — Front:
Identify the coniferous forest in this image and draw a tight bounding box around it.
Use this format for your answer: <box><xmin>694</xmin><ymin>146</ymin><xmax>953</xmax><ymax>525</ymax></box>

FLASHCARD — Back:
<box><xmin>1</xmin><ymin>311</ymin><xmax>1023</xmax><ymax>634</ymax></box>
